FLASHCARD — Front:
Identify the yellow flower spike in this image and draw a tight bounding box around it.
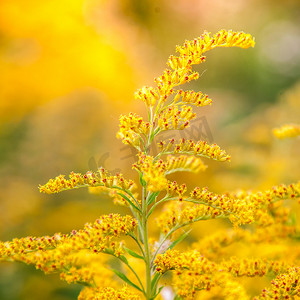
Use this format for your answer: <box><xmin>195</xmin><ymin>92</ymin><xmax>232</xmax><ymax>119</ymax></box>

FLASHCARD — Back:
<box><xmin>156</xmin><ymin>197</ymin><xmax>244</xmax><ymax>234</ymax></box>
<box><xmin>229</xmin><ymin>182</ymin><xmax>300</xmax><ymax>207</ymax></box>
<box><xmin>0</xmin><ymin>214</ymin><xmax>137</xmax><ymax>288</ymax></box>
<box><xmin>133</xmin><ymin>153</ymin><xmax>168</xmax><ymax>192</ymax></box>
<box><xmin>175</xmin><ymin>89</ymin><xmax>213</xmax><ymax>107</ymax></box>
<box><xmin>176</xmin><ymin>30</ymin><xmax>255</xmax><ymax>60</ymax></box>
<box><xmin>117</xmin><ymin>112</ymin><xmax>150</xmax><ymax>147</ymax></box>
<box><xmin>155</xmin><ymin>249</ymin><xmax>291</xmax><ymax>299</ymax></box>
<box><xmin>135</xmin><ymin>86</ymin><xmax>159</xmax><ymax>107</ymax></box>
<box><xmin>0</xmin><ymin>214</ymin><xmax>137</xmax><ymax>262</ymax></box>
<box><xmin>39</xmin><ymin>169</ymin><xmax>135</xmax><ymax>197</ymax></box>
<box><xmin>273</xmin><ymin>124</ymin><xmax>300</xmax><ymax>139</ymax></box>
<box><xmin>133</xmin><ymin>153</ymin><xmax>207</xmax><ymax>195</ymax></box>
<box><xmin>78</xmin><ymin>286</ymin><xmax>141</xmax><ymax>300</ymax></box>
<box><xmin>166</xmin><ymin>181</ymin><xmax>187</xmax><ymax>201</ymax></box>
<box><xmin>255</xmin><ymin>267</ymin><xmax>300</xmax><ymax>299</ymax></box>
<box><xmin>154</xmin><ymin>30</ymin><xmax>254</xmax><ymax>112</ymax></box>
<box><xmin>190</xmin><ymin>186</ymin><xmax>256</xmax><ymax>226</ymax></box>
<box><xmin>155</xmin><ymin>249</ymin><xmax>216</xmax><ymax>274</ymax></box>
<box><xmin>221</xmin><ymin>257</ymin><xmax>289</xmax><ymax>277</ymax></box>
<box><xmin>158</xmin><ymin>138</ymin><xmax>231</xmax><ymax>162</ymax></box>
<box><xmin>158</xmin><ymin>105</ymin><xmax>196</xmax><ymax>131</ymax></box>
<box><xmin>165</xmin><ymin>155</ymin><xmax>207</xmax><ymax>175</ymax></box>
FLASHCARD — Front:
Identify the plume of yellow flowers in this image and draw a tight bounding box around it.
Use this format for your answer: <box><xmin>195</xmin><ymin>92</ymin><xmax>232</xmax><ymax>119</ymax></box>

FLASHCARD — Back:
<box><xmin>4</xmin><ymin>29</ymin><xmax>300</xmax><ymax>300</ymax></box>
<box><xmin>155</xmin><ymin>250</ymin><xmax>294</xmax><ymax>299</ymax></box>
<box><xmin>158</xmin><ymin>138</ymin><xmax>231</xmax><ymax>162</ymax></box>
<box><xmin>0</xmin><ymin>214</ymin><xmax>136</xmax><ymax>289</ymax></box>
<box><xmin>78</xmin><ymin>286</ymin><xmax>141</xmax><ymax>300</ymax></box>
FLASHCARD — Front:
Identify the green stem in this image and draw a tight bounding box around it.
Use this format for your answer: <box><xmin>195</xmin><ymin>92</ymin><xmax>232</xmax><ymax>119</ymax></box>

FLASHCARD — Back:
<box><xmin>142</xmin><ymin>185</ymin><xmax>152</xmax><ymax>299</ymax></box>
<box><xmin>147</xmin><ymin>195</ymin><xmax>173</xmax><ymax>218</ymax></box>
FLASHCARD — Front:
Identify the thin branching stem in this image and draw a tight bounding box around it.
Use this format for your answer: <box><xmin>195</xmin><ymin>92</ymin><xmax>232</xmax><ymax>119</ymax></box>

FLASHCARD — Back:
<box><xmin>128</xmin><ymin>232</ymin><xmax>145</xmax><ymax>258</ymax></box>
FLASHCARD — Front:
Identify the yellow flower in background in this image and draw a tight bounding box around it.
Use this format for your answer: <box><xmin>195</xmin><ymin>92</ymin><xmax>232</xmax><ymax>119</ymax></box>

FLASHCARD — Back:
<box><xmin>273</xmin><ymin>124</ymin><xmax>300</xmax><ymax>139</ymax></box>
<box><xmin>0</xmin><ymin>0</ymin><xmax>138</xmax><ymax>123</ymax></box>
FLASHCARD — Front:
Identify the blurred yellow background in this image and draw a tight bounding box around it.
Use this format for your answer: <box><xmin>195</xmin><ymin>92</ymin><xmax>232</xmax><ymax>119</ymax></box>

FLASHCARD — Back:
<box><xmin>0</xmin><ymin>0</ymin><xmax>299</xmax><ymax>299</ymax></box>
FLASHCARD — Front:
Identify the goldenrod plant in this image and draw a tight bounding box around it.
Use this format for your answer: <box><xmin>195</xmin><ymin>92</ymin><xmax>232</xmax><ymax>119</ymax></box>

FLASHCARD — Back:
<box><xmin>1</xmin><ymin>30</ymin><xmax>300</xmax><ymax>299</ymax></box>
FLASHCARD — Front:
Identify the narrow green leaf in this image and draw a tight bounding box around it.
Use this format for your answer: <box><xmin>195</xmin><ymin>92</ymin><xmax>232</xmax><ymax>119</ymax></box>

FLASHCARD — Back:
<box><xmin>167</xmin><ymin>229</ymin><xmax>191</xmax><ymax>251</ymax></box>
<box><xmin>151</xmin><ymin>273</ymin><xmax>161</xmax><ymax>290</ymax></box>
<box><xmin>149</xmin><ymin>131</ymin><xmax>155</xmax><ymax>143</ymax></box>
<box><xmin>76</xmin><ymin>281</ymin><xmax>93</xmax><ymax>287</ymax></box>
<box><xmin>138</xmin><ymin>227</ymin><xmax>144</xmax><ymax>244</ymax></box>
<box><xmin>138</xmin><ymin>171</ymin><xmax>147</xmax><ymax>187</ymax></box>
<box><xmin>151</xmin><ymin>286</ymin><xmax>164</xmax><ymax>299</ymax></box>
<box><xmin>150</xmin><ymin>272</ymin><xmax>163</xmax><ymax>298</ymax></box>
<box><xmin>154</xmin><ymin>127</ymin><xmax>161</xmax><ymax>135</ymax></box>
<box><xmin>147</xmin><ymin>192</ymin><xmax>160</xmax><ymax>206</ymax></box>
<box><xmin>103</xmin><ymin>248</ymin><xmax>114</xmax><ymax>255</ymax></box>
<box><xmin>124</xmin><ymin>247</ymin><xmax>144</xmax><ymax>260</ymax></box>
<box><xmin>118</xmin><ymin>255</ymin><xmax>129</xmax><ymax>265</ymax></box>
<box><xmin>116</xmin><ymin>192</ymin><xmax>141</xmax><ymax>213</ymax></box>
<box><xmin>112</xmin><ymin>269</ymin><xmax>143</xmax><ymax>292</ymax></box>
<box><xmin>138</xmin><ymin>135</ymin><xmax>146</xmax><ymax>149</ymax></box>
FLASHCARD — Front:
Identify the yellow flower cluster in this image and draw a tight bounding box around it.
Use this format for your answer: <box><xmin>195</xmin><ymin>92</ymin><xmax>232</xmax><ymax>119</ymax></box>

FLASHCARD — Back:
<box><xmin>156</xmin><ymin>201</ymin><xmax>226</xmax><ymax>234</ymax></box>
<box><xmin>273</xmin><ymin>124</ymin><xmax>300</xmax><ymax>139</ymax></box>
<box><xmin>59</xmin><ymin>250</ymin><xmax>113</xmax><ymax>285</ymax></box>
<box><xmin>166</xmin><ymin>180</ymin><xmax>187</xmax><ymax>201</ymax></box>
<box><xmin>134</xmin><ymin>86</ymin><xmax>160</xmax><ymax>107</ymax></box>
<box><xmin>188</xmin><ymin>182</ymin><xmax>300</xmax><ymax>227</ymax></box>
<box><xmin>133</xmin><ymin>154</ymin><xmax>206</xmax><ymax>193</ymax></box>
<box><xmin>78</xmin><ymin>286</ymin><xmax>141</xmax><ymax>300</ymax></box>
<box><xmin>155</xmin><ymin>249</ymin><xmax>293</xmax><ymax>299</ymax></box>
<box><xmin>117</xmin><ymin>113</ymin><xmax>150</xmax><ymax>147</ymax></box>
<box><xmin>133</xmin><ymin>154</ymin><xmax>168</xmax><ymax>192</ymax></box>
<box><xmin>39</xmin><ymin>169</ymin><xmax>135</xmax><ymax>195</ymax></box>
<box><xmin>158</xmin><ymin>138</ymin><xmax>231</xmax><ymax>162</ymax></box>
<box><xmin>222</xmin><ymin>257</ymin><xmax>289</xmax><ymax>277</ymax></box>
<box><xmin>174</xmin><ymin>271</ymin><xmax>248</xmax><ymax>300</ymax></box>
<box><xmin>193</xmin><ymin>228</ymin><xmax>247</xmax><ymax>260</ymax></box>
<box><xmin>154</xmin><ymin>68</ymin><xmax>199</xmax><ymax>101</ymax></box>
<box><xmin>116</xmin><ymin>30</ymin><xmax>254</xmax><ymax>161</ymax></box>
<box><xmin>154</xmin><ymin>249</ymin><xmax>215</xmax><ymax>274</ymax></box>
<box><xmin>165</xmin><ymin>155</ymin><xmax>207</xmax><ymax>175</ymax></box>
<box><xmin>173</xmin><ymin>89</ymin><xmax>212</xmax><ymax>107</ymax></box>
<box><xmin>255</xmin><ymin>267</ymin><xmax>300</xmax><ymax>299</ymax></box>
<box><xmin>229</xmin><ymin>182</ymin><xmax>300</xmax><ymax>207</ymax></box>
<box><xmin>156</xmin><ymin>180</ymin><xmax>300</xmax><ymax>234</ymax></box>
<box><xmin>156</xmin><ymin>182</ymin><xmax>300</xmax><ymax>241</ymax></box>
<box><xmin>157</xmin><ymin>105</ymin><xmax>196</xmax><ymax>131</ymax></box>
<box><xmin>0</xmin><ymin>214</ymin><xmax>137</xmax><ymax>283</ymax></box>
<box><xmin>156</xmin><ymin>186</ymin><xmax>288</xmax><ymax>234</ymax></box>
<box><xmin>154</xmin><ymin>250</ymin><xmax>245</xmax><ymax>299</ymax></box>
<box><xmin>192</xmin><ymin>220</ymin><xmax>296</xmax><ymax>263</ymax></box>
<box><xmin>190</xmin><ymin>186</ymin><xmax>255</xmax><ymax>226</ymax></box>
<box><xmin>153</xmin><ymin>30</ymin><xmax>254</xmax><ymax>102</ymax></box>
<box><xmin>174</xmin><ymin>30</ymin><xmax>255</xmax><ymax>67</ymax></box>
<box><xmin>0</xmin><ymin>234</ymin><xmax>65</xmax><ymax>257</ymax></box>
